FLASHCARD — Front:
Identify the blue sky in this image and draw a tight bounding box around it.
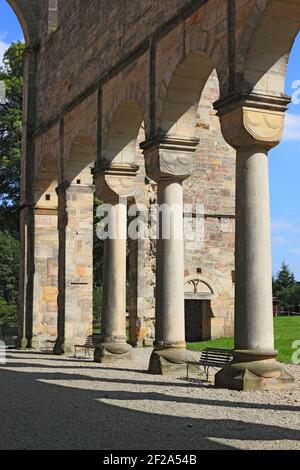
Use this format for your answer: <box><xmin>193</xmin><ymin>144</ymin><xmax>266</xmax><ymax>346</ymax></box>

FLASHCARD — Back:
<box><xmin>270</xmin><ymin>33</ymin><xmax>300</xmax><ymax>279</ymax></box>
<box><xmin>1</xmin><ymin>0</ymin><xmax>300</xmax><ymax>277</ymax></box>
<box><xmin>0</xmin><ymin>0</ymin><xmax>24</xmax><ymax>59</ymax></box>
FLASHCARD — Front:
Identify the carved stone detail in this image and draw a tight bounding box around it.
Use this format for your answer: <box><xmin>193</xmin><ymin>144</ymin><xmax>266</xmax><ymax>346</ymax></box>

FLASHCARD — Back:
<box><xmin>140</xmin><ymin>136</ymin><xmax>198</xmax><ymax>182</ymax></box>
<box><xmin>215</xmin><ymin>93</ymin><xmax>290</xmax><ymax>149</ymax></box>
<box><xmin>93</xmin><ymin>162</ymin><xmax>139</xmax><ymax>202</ymax></box>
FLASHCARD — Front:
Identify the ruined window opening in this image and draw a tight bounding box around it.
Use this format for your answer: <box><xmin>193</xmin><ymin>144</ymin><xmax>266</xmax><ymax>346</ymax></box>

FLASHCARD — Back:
<box><xmin>46</xmin><ymin>194</ymin><xmax>51</xmax><ymax>201</ymax></box>
<box><xmin>77</xmin><ymin>179</ymin><xmax>81</xmax><ymax>185</ymax></box>
<box><xmin>48</xmin><ymin>0</ymin><xmax>58</xmax><ymax>34</ymax></box>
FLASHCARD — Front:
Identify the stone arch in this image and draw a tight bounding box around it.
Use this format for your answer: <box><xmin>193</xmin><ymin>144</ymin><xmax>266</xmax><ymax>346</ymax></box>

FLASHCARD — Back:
<box><xmin>184</xmin><ymin>273</ymin><xmax>217</xmax><ymax>342</ymax></box>
<box><xmin>157</xmin><ymin>50</ymin><xmax>221</xmax><ymax>138</ymax></box>
<box><xmin>6</xmin><ymin>0</ymin><xmax>39</xmax><ymax>44</ymax></box>
<box><xmin>184</xmin><ymin>273</ymin><xmax>218</xmax><ymax>300</ymax></box>
<box><xmin>66</xmin><ymin>131</ymin><xmax>95</xmax><ymax>186</ymax></box>
<box><xmin>238</xmin><ymin>0</ymin><xmax>300</xmax><ymax>94</ymax></box>
<box><xmin>34</xmin><ymin>125</ymin><xmax>60</xmax><ymax>202</ymax></box>
<box><xmin>103</xmin><ymin>83</ymin><xmax>149</xmax><ymax>143</ymax></box>
<box><xmin>102</xmin><ymin>99</ymin><xmax>144</xmax><ymax>166</ymax></box>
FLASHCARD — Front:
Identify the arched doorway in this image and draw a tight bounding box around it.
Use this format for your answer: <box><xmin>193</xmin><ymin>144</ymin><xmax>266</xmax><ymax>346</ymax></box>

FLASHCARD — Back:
<box><xmin>184</xmin><ymin>277</ymin><xmax>214</xmax><ymax>342</ymax></box>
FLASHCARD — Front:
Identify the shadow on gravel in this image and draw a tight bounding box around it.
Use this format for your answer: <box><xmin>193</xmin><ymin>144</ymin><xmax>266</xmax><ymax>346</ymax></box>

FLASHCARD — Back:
<box><xmin>0</xmin><ymin>355</ymin><xmax>300</xmax><ymax>450</ymax></box>
<box><xmin>2</xmin><ymin>361</ymin><xmax>213</xmax><ymax>389</ymax></box>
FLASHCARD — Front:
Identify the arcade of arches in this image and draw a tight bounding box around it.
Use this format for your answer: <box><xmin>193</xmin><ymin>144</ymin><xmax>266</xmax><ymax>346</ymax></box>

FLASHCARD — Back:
<box><xmin>8</xmin><ymin>0</ymin><xmax>300</xmax><ymax>391</ymax></box>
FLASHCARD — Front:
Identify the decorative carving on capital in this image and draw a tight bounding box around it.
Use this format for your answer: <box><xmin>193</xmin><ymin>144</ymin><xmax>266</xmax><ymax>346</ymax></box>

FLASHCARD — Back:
<box><xmin>93</xmin><ymin>161</ymin><xmax>139</xmax><ymax>203</ymax></box>
<box><xmin>140</xmin><ymin>136</ymin><xmax>198</xmax><ymax>182</ymax></box>
<box><xmin>214</xmin><ymin>93</ymin><xmax>290</xmax><ymax>149</ymax></box>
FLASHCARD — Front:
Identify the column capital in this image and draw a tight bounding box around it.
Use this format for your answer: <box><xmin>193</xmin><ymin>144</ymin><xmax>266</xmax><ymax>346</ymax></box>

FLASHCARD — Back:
<box><xmin>214</xmin><ymin>92</ymin><xmax>291</xmax><ymax>149</ymax></box>
<box><xmin>140</xmin><ymin>136</ymin><xmax>198</xmax><ymax>182</ymax></box>
<box><xmin>93</xmin><ymin>161</ymin><xmax>139</xmax><ymax>203</ymax></box>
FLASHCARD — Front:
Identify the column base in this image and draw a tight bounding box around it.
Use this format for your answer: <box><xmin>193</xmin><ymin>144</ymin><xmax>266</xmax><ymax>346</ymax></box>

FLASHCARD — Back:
<box><xmin>94</xmin><ymin>342</ymin><xmax>133</xmax><ymax>364</ymax></box>
<box><xmin>148</xmin><ymin>348</ymin><xmax>199</xmax><ymax>376</ymax></box>
<box><xmin>15</xmin><ymin>337</ymin><xmax>28</xmax><ymax>349</ymax></box>
<box><xmin>53</xmin><ymin>339</ymin><xmax>77</xmax><ymax>356</ymax></box>
<box><xmin>215</xmin><ymin>349</ymin><xmax>295</xmax><ymax>391</ymax></box>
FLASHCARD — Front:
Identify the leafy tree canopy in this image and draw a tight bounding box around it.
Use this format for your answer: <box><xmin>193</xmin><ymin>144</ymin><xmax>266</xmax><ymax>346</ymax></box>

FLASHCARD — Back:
<box><xmin>273</xmin><ymin>261</ymin><xmax>296</xmax><ymax>293</ymax></box>
<box><xmin>0</xmin><ymin>41</ymin><xmax>25</xmax><ymax>233</ymax></box>
<box><xmin>273</xmin><ymin>261</ymin><xmax>299</xmax><ymax>310</ymax></box>
<box><xmin>0</xmin><ymin>231</ymin><xmax>19</xmax><ymax>326</ymax></box>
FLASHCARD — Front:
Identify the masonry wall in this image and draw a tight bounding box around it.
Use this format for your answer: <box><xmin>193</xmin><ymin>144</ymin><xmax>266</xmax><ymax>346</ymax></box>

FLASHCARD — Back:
<box><xmin>64</xmin><ymin>185</ymin><xmax>94</xmax><ymax>352</ymax></box>
<box><xmin>32</xmin><ymin>209</ymin><xmax>58</xmax><ymax>348</ymax></box>
<box><xmin>32</xmin><ymin>180</ymin><xmax>59</xmax><ymax>348</ymax></box>
<box><xmin>35</xmin><ymin>0</ymin><xmax>204</xmax><ymax>124</ymax></box>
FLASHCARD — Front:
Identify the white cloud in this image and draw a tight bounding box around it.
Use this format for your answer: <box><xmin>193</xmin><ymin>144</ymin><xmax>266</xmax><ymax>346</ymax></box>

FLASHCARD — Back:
<box><xmin>271</xmin><ymin>217</ymin><xmax>293</xmax><ymax>232</ymax></box>
<box><xmin>290</xmin><ymin>248</ymin><xmax>300</xmax><ymax>255</ymax></box>
<box><xmin>272</xmin><ymin>236</ymin><xmax>291</xmax><ymax>245</ymax></box>
<box><xmin>0</xmin><ymin>32</ymin><xmax>11</xmax><ymax>66</ymax></box>
<box><xmin>283</xmin><ymin>113</ymin><xmax>300</xmax><ymax>141</ymax></box>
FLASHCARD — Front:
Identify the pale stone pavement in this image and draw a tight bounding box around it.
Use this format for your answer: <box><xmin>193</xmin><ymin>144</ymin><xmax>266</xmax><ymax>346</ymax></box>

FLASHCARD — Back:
<box><xmin>0</xmin><ymin>349</ymin><xmax>299</xmax><ymax>450</ymax></box>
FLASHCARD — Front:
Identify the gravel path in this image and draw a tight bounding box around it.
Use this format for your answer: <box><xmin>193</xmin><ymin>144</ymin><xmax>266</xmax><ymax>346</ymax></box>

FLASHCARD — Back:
<box><xmin>0</xmin><ymin>348</ymin><xmax>299</xmax><ymax>450</ymax></box>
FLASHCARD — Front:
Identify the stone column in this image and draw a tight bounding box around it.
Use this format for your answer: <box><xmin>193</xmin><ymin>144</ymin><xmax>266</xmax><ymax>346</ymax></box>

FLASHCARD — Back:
<box><xmin>93</xmin><ymin>162</ymin><xmax>138</xmax><ymax>363</ymax></box>
<box><xmin>141</xmin><ymin>137</ymin><xmax>199</xmax><ymax>375</ymax></box>
<box><xmin>214</xmin><ymin>93</ymin><xmax>295</xmax><ymax>391</ymax></box>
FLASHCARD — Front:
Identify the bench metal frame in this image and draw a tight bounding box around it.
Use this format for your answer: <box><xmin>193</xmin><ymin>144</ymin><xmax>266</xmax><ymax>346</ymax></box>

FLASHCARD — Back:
<box><xmin>187</xmin><ymin>347</ymin><xmax>233</xmax><ymax>381</ymax></box>
<box><xmin>46</xmin><ymin>339</ymin><xmax>56</xmax><ymax>351</ymax></box>
<box><xmin>74</xmin><ymin>335</ymin><xmax>101</xmax><ymax>358</ymax></box>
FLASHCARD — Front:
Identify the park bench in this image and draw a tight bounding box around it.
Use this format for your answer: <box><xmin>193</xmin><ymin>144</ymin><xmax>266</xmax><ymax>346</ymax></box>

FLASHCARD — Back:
<box><xmin>0</xmin><ymin>326</ymin><xmax>18</xmax><ymax>338</ymax></box>
<box><xmin>74</xmin><ymin>334</ymin><xmax>101</xmax><ymax>358</ymax></box>
<box><xmin>187</xmin><ymin>347</ymin><xmax>233</xmax><ymax>381</ymax></box>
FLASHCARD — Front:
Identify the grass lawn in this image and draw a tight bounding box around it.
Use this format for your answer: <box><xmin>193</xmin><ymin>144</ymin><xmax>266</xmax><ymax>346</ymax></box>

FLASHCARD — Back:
<box><xmin>187</xmin><ymin>316</ymin><xmax>300</xmax><ymax>364</ymax></box>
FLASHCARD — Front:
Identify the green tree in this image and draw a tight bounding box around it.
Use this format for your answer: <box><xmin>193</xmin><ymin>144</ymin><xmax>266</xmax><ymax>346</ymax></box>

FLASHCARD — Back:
<box><xmin>273</xmin><ymin>261</ymin><xmax>296</xmax><ymax>293</ymax></box>
<box><xmin>0</xmin><ymin>41</ymin><xmax>25</xmax><ymax>233</ymax></box>
<box><xmin>273</xmin><ymin>261</ymin><xmax>299</xmax><ymax>310</ymax></box>
<box><xmin>0</xmin><ymin>231</ymin><xmax>20</xmax><ymax>325</ymax></box>
<box><xmin>276</xmin><ymin>284</ymin><xmax>300</xmax><ymax>310</ymax></box>
<box><xmin>0</xmin><ymin>42</ymin><xmax>24</xmax><ymax>325</ymax></box>
<box><xmin>93</xmin><ymin>196</ymin><xmax>104</xmax><ymax>324</ymax></box>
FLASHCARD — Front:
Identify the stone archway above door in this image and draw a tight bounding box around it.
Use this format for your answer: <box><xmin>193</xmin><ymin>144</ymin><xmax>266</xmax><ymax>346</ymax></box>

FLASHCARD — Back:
<box><xmin>184</xmin><ymin>275</ymin><xmax>217</xmax><ymax>301</ymax></box>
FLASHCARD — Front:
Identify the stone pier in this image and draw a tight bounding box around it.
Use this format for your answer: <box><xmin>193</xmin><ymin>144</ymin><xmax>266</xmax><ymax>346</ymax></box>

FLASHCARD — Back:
<box><xmin>54</xmin><ymin>182</ymin><xmax>94</xmax><ymax>355</ymax></box>
<box><xmin>30</xmin><ymin>179</ymin><xmax>59</xmax><ymax>349</ymax></box>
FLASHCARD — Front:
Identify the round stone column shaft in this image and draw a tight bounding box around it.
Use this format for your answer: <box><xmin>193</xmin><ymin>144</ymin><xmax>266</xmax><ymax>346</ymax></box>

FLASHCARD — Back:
<box><xmin>155</xmin><ymin>179</ymin><xmax>185</xmax><ymax>348</ymax></box>
<box><xmin>140</xmin><ymin>136</ymin><xmax>199</xmax><ymax>375</ymax></box>
<box><xmin>235</xmin><ymin>147</ymin><xmax>274</xmax><ymax>350</ymax></box>
<box><xmin>101</xmin><ymin>201</ymin><xmax>127</xmax><ymax>343</ymax></box>
<box><xmin>93</xmin><ymin>162</ymin><xmax>138</xmax><ymax>363</ymax></box>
